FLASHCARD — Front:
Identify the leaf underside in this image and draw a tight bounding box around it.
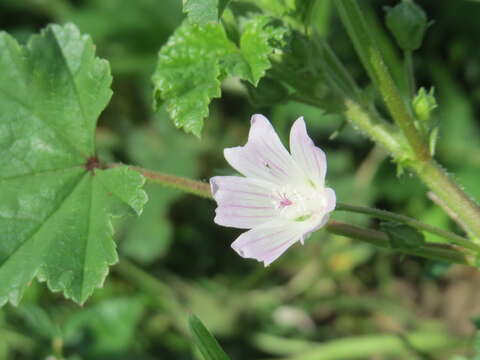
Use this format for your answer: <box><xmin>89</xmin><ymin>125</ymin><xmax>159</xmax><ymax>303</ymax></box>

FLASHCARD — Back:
<box><xmin>0</xmin><ymin>24</ymin><xmax>147</xmax><ymax>306</ymax></box>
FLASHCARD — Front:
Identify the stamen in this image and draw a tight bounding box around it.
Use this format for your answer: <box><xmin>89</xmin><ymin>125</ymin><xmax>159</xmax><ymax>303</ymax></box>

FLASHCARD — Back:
<box><xmin>279</xmin><ymin>197</ymin><xmax>292</xmax><ymax>208</ymax></box>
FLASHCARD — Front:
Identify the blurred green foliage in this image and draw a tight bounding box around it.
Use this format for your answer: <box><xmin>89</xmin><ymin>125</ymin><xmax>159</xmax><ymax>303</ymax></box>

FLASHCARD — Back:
<box><xmin>1</xmin><ymin>0</ymin><xmax>480</xmax><ymax>359</ymax></box>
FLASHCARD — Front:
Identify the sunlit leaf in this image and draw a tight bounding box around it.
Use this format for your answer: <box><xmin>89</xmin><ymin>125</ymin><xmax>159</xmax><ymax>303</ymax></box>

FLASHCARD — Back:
<box><xmin>183</xmin><ymin>0</ymin><xmax>231</xmax><ymax>25</ymax></box>
<box><xmin>0</xmin><ymin>24</ymin><xmax>147</xmax><ymax>306</ymax></box>
<box><xmin>153</xmin><ymin>16</ymin><xmax>287</xmax><ymax>136</ymax></box>
<box><xmin>239</xmin><ymin>16</ymin><xmax>286</xmax><ymax>84</ymax></box>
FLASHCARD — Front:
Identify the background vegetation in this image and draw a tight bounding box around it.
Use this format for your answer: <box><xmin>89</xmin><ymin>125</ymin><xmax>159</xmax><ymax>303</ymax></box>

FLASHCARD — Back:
<box><xmin>1</xmin><ymin>0</ymin><xmax>480</xmax><ymax>359</ymax></box>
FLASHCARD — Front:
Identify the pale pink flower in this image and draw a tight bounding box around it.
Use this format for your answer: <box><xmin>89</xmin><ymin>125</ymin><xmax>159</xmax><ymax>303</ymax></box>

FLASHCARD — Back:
<box><xmin>210</xmin><ymin>114</ymin><xmax>336</xmax><ymax>266</ymax></box>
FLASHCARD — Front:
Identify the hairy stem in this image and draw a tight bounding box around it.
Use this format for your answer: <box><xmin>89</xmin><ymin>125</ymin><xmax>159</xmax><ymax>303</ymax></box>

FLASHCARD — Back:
<box><xmin>335</xmin><ymin>0</ymin><xmax>429</xmax><ymax>161</ymax></box>
<box><xmin>336</xmin><ymin>203</ymin><xmax>480</xmax><ymax>252</ymax></box>
<box><xmin>326</xmin><ymin>221</ymin><xmax>476</xmax><ymax>266</ymax></box>
<box><xmin>333</xmin><ymin>0</ymin><xmax>480</xmax><ymax>240</ymax></box>
<box><xmin>344</xmin><ymin>100</ymin><xmax>480</xmax><ymax>242</ymax></box>
<box><xmin>343</xmin><ymin>100</ymin><xmax>404</xmax><ymax>158</ymax></box>
<box><xmin>369</xmin><ymin>47</ymin><xmax>429</xmax><ymax>160</ymax></box>
<box><xmin>129</xmin><ymin>166</ymin><xmax>211</xmax><ymax>198</ymax></box>
<box><xmin>427</xmin><ymin>191</ymin><xmax>473</xmax><ymax>238</ymax></box>
<box><xmin>128</xmin><ymin>166</ymin><xmax>477</xmax><ymax>257</ymax></box>
<box><xmin>414</xmin><ymin>161</ymin><xmax>480</xmax><ymax>242</ymax></box>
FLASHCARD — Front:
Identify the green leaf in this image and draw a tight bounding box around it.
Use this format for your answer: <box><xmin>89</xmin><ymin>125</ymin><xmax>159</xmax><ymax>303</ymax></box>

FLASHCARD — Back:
<box><xmin>381</xmin><ymin>222</ymin><xmax>426</xmax><ymax>250</ymax></box>
<box><xmin>153</xmin><ymin>22</ymin><xmax>234</xmax><ymax>137</ymax></box>
<box><xmin>0</xmin><ymin>24</ymin><xmax>147</xmax><ymax>306</ymax></box>
<box><xmin>183</xmin><ymin>0</ymin><xmax>231</xmax><ymax>25</ymax></box>
<box><xmin>188</xmin><ymin>314</ymin><xmax>231</xmax><ymax>360</ymax></box>
<box><xmin>153</xmin><ymin>17</ymin><xmax>287</xmax><ymax>136</ymax></box>
<box><xmin>239</xmin><ymin>16</ymin><xmax>287</xmax><ymax>84</ymax></box>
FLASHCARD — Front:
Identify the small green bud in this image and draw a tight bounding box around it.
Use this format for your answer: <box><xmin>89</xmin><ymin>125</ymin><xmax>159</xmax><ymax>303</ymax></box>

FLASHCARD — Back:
<box><xmin>412</xmin><ymin>87</ymin><xmax>437</xmax><ymax>122</ymax></box>
<box><xmin>385</xmin><ymin>0</ymin><xmax>430</xmax><ymax>51</ymax></box>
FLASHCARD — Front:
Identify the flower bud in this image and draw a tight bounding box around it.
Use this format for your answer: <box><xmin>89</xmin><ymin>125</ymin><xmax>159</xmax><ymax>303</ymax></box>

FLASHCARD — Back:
<box><xmin>385</xmin><ymin>0</ymin><xmax>430</xmax><ymax>51</ymax></box>
<box><xmin>412</xmin><ymin>87</ymin><xmax>437</xmax><ymax>122</ymax></box>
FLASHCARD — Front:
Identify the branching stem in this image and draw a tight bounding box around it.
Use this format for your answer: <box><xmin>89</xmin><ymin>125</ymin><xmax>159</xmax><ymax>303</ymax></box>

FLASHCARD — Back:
<box><xmin>326</xmin><ymin>220</ymin><xmax>476</xmax><ymax>266</ymax></box>
<box><xmin>334</xmin><ymin>0</ymin><xmax>480</xmax><ymax>241</ymax></box>
<box><xmin>126</xmin><ymin>166</ymin><xmax>479</xmax><ymax>260</ymax></box>
<box><xmin>336</xmin><ymin>203</ymin><xmax>480</xmax><ymax>252</ymax></box>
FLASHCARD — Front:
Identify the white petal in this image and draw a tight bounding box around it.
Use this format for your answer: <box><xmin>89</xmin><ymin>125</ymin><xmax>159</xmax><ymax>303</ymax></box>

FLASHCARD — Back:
<box><xmin>301</xmin><ymin>189</ymin><xmax>335</xmax><ymax>235</ymax></box>
<box><xmin>224</xmin><ymin>114</ymin><xmax>302</xmax><ymax>185</ymax></box>
<box><xmin>210</xmin><ymin>176</ymin><xmax>277</xmax><ymax>229</ymax></box>
<box><xmin>289</xmin><ymin>117</ymin><xmax>327</xmax><ymax>187</ymax></box>
<box><xmin>305</xmin><ymin>213</ymin><xmax>331</xmax><ymax>235</ymax></box>
<box><xmin>231</xmin><ymin>220</ymin><xmax>305</xmax><ymax>266</ymax></box>
<box><xmin>324</xmin><ymin>187</ymin><xmax>336</xmax><ymax>213</ymax></box>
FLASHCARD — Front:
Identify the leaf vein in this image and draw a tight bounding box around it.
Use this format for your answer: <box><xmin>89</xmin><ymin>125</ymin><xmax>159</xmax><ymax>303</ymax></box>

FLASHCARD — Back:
<box><xmin>0</xmin><ymin>171</ymin><xmax>85</xmax><ymax>271</ymax></box>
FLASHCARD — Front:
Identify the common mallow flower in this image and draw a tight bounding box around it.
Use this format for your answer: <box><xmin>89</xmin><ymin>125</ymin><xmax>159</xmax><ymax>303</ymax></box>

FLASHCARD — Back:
<box><xmin>210</xmin><ymin>115</ymin><xmax>336</xmax><ymax>266</ymax></box>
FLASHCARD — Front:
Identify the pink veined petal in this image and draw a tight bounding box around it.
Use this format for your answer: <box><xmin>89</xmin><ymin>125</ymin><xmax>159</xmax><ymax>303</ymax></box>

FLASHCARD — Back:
<box><xmin>289</xmin><ymin>117</ymin><xmax>327</xmax><ymax>188</ymax></box>
<box><xmin>231</xmin><ymin>220</ymin><xmax>305</xmax><ymax>266</ymax></box>
<box><xmin>224</xmin><ymin>114</ymin><xmax>302</xmax><ymax>185</ymax></box>
<box><xmin>210</xmin><ymin>176</ymin><xmax>277</xmax><ymax>229</ymax></box>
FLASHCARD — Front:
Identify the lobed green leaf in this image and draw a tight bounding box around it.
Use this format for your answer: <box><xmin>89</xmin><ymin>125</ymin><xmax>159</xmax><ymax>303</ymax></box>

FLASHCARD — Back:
<box><xmin>0</xmin><ymin>24</ymin><xmax>147</xmax><ymax>306</ymax></box>
<box><xmin>239</xmin><ymin>16</ymin><xmax>287</xmax><ymax>85</ymax></box>
<box><xmin>153</xmin><ymin>16</ymin><xmax>287</xmax><ymax>136</ymax></box>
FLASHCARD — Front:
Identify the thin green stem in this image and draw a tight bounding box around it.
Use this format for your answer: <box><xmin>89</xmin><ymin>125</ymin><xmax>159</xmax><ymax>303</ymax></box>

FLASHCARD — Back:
<box><xmin>343</xmin><ymin>100</ymin><xmax>404</xmax><ymax>158</ymax></box>
<box><xmin>404</xmin><ymin>50</ymin><xmax>415</xmax><ymax>98</ymax></box>
<box><xmin>334</xmin><ymin>0</ymin><xmax>379</xmax><ymax>88</ymax></box>
<box><xmin>332</xmin><ymin>0</ymin><xmax>480</xmax><ymax>240</ymax></box>
<box><xmin>128</xmin><ymin>166</ymin><xmax>478</xmax><ymax>254</ymax></box>
<box><xmin>343</xmin><ymin>100</ymin><xmax>480</xmax><ymax>241</ymax></box>
<box><xmin>316</xmin><ymin>40</ymin><xmax>362</xmax><ymax>102</ymax></box>
<box><xmin>326</xmin><ymin>221</ymin><xmax>476</xmax><ymax>266</ymax></box>
<box><xmin>335</xmin><ymin>0</ymin><xmax>429</xmax><ymax>161</ymax></box>
<box><xmin>369</xmin><ymin>48</ymin><xmax>429</xmax><ymax>161</ymax></box>
<box><xmin>336</xmin><ymin>203</ymin><xmax>480</xmax><ymax>252</ymax></box>
<box><xmin>259</xmin><ymin>330</ymin><xmax>462</xmax><ymax>360</ymax></box>
<box><xmin>414</xmin><ymin>161</ymin><xmax>480</xmax><ymax>242</ymax></box>
<box><xmin>130</xmin><ymin>166</ymin><xmax>211</xmax><ymax>198</ymax></box>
